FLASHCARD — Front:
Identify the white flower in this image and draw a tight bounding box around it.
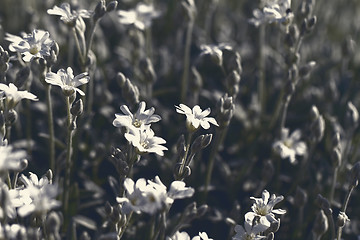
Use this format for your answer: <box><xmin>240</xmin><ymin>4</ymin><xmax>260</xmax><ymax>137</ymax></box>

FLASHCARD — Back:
<box><xmin>113</xmin><ymin>101</ymin><xmax>161</xmax><ymax>131</ymax></box>
<box><xmin>0</xmin><ymin>224</ymin><xmax>27</xmax><ymax>240</ymax></box>
<box><xmin>192</xmin><ymin>232</ymin><xmax>213</xmax><ymax>240</ymax></box>
<box><xmin>0</xmin><ymin>83</ymin><xmax>38</xmax><ymax>108</ymax></box>
<box><xmin>11</xmin><ymin>172</ymin><xmax>61</xmax><ymax>217</ymax></box>
<box><xmin>5</xmin><ymin>29</ymin><xmax>54</xmax><ymax>62</ymax></box>
<box><xmin>45</xmin><ymin>67</ymin><xmax>89</xmax><ymax>96</ymax></box>
<box><xmin>0</xmin><ymin>144</ymin><xmax>27</xmax><ymax>173</ymax></box>
<box><xmin>47</xmin><ymin>2</ymin><xmax>92</xmax><ymax>28</ymax></box>
<box><xmin>232</xmin><ymin>220</ymin><xmax>267</xmax><ymax>240</ymax></box>
<box><xmin>272</xmin><ymin>128</ymin><xmax>307</xmax><ymax>164</ymax></box>
<box><xmin>167</xmin><ymin>231</ymin><xmax>190</xmax><ymax>240</ymax></box>
<box><xmin>124</xmin><ymin>125</ymin><xmax>168</xmax><ymax>156</ymax></box>
<box><xmin>249</xmin><ymin>0</ymin><xmax>293</xmax><ymax>27</ymax></box>
<box><xmin>176</xmin><ymin>104</ymin><xmax>219</xmax><ymax>131</ymax></box>
<box><xmin>245</xmin><ymin>190</ymin><xmax>286</xmax><ymax>229</ymax></box>
<box><xmin>116</xmin><ymin>178</ymin><xmax>150</xmax><ymax>214</ymax></box>
<box><xmin>118</xmin><ymin>3</ymin><xmax>161</xmax><ymax>31</ymax></box>
<box><xmin>0</xmin><ymin>181</ymin><xmax>17</xmax><ymax>219</ymax></box>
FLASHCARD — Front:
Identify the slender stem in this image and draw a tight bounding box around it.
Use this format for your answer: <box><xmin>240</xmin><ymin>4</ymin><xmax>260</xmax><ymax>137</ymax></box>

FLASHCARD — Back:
<box><xmin>181</xmin><ymin>19</ymin><xmax>195</xmax><ymax>103</ymax></box>
<box><xmin>118</xmin><ymin>212</ymin><xmax>133</xmax><ymax>239</ymax></box>
<box><xmin>46</xmin><ymin>84</ymin><xmax>55</xmax><ymax>171</ymax></box>
<box><xmin>178</xmin><ymin>132</ymin><xmax>193</xmax><ymax>180</ymax></box>
<box><xmin>72</xmin><ymin>28</ymin><xmax>85</xmax><ymax>65</ymax></box>
<box><xmin>258</xmin><ymin>24</ymin><xmax>266</xmax><ymax>117</ymax></box>
<box><xmin>63</xmin><ymin>96</ymin><xmax>73</xmax><ymax>220</ymax></box>
<box><xmin>329</xmin><ymin>166</ymin><xmax>338</xmax><ymax>204</ymax></box>
<box><xmin>337</xmin><ymin>185</ymin><xmax>355</xmax><ymax>240</ymax></box>
<box><xmin>325</xmin><ymin>210</ymin><xmax>336</xmax><ymax>240</ymax></box>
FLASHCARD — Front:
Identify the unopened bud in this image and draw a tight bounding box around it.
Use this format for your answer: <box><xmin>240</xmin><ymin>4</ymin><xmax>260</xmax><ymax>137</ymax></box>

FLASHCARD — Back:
<box><xmin>139</xmin><ymin>57</ymin><xmax>156</xmax><ymax>83</ymax></box>
<box><xmin>337</xmin><ymin>211</ymin><xmax>349</xmax><ymax>228</ymax></box>
<box><xmin>6</xmin><ymin>109</ymin><xmax>18</xmax><ymax>125</ymax></box>
<box><xmin>316</xmin><ymin>194</ymin><xmax>332</xmax><ymax>215</ymax></box>
<box><xmin>80</xmin><ymin>232</ymin><xmax>91</xmax><ymax>240</ymax></box>
<box><xmin>299</xmin><ymin>61</ymin><xmax>316</xmax><ymax>78</ymax></box>
<box><xmin>105</xmin><ymin>201</ymin><xmax>113</xmax><ymax>216</ymax></box>
<box><xmin>106</xmin><ymin>1</ymin><xmax>118</xmax><ymax>12</ymax></box>
<box><xmin>266</xmin><ymin>232</ymin><xmax>274</xmax><ymax>240</ymax></box>
<box><xmin>71</xmin><ymin>99</ymin><xmax>84</xmax><ymax>116</ymax></box>
<box><xmin>19</xmin><ymin>159</ymin><xmax>28</xmax><ymax>172</ymax></box>
<box><xmin>46</xmin><ymin>211</ymin><xmax>62</xmax><ymax>234</ymax></box>
<box><xmin>312</xmin><ymin>210</ymin><xmax>328</xmax><ymax>238</ymax></box>
<box><xmin>176</xmin><ymin>134</ymin><xmax>186</xmax><ymax>159</ymax></box>
<box><xmin>349</xmin><ymin>161</ymin><xmax>360</xmax><ymax>187</ymax></box>
<box><xmin>93</xmin><ymin>0</ymin><xmax>106</xmax><ymax>21</ymax></box>
<box><xmin>197</xmin><ymin>204</ymin><xmax>208</xmax><ymax>217</ymax></box>
<box><xmin>345</xmin><ymin>101</ymin><xmax>359</xmax><ymax>129</ymax></box>
<box><xmin>331</xmin><ymin>147</ymin><xmax>342</xmax><ymax>168</ymax></box>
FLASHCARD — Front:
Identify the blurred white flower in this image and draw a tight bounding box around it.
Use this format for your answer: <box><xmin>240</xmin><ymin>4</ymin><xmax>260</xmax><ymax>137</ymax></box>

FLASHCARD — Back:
<box><xmin>0</xmin><ymin>181</ymin><xmax>17</xmax><ymax>219</ymax></box>
<box><xmin>167</xmin><ymin>231</ymin><xmax>190</xmax><ymax>240</ymax></box>
<box><xmin>176</xmin><ymin>104</ymin><xmax>219</xmax><ymax>131</ymax></box>
<box><xmin>113</xmin><ymin>101</ymin><xmax>161</xmax><ymax>131</ymax></box>
<box><xmin>272</xmin><ymin>128</ymin><xmax>307</xmax><ymax>164</ymax></box>
<box><xmin>0</xmin><ymin>83</ymin><xmax>38</xmax><ymax>108</ymax></box>
<box><xmin>45</xmin><ymin>67</ymin><xmax>89</xmax><ymax>96</ymax></box>
<box><xmin>192</xmin><ymin>232</ymin><xmax>213</xmax><ymax>240</ymax></box>
<box><xmin>124</xmin><ymin>125</ymin><xmax>168</xmax><ymax>156</ymax></box>
<box><xmin>47</xmin><ymin>2</ymin><xmax>92</xmax><ymax>28</ymax></box>
<box><xmin>232</xmin><ymin>220</ymin><xmax>267</xmax><ymax>240</ymax></box>
<box><xmin>0</xmin><ymin>223</ymin><xmax>26</xmax><ymax>240</ymax></box>
<box><xmin>116</xmin><ymin>178</ymin><xmax>150</xmax><ymax>214</ymax></box>
<box><xmin>249</xmin><ymin>0</ymin><xmax>293</xmax><ymax>27</ymax></box>
<box><xmin>118</xmin><ymin>3</ymin><xmax>161</xmax><ymax>31</ymax></box>
<box><xmin>11</xmin><ymin>172</ymin><xmax>61</xmax><ymax>217</ymax></box>
<box><xmin>0</xmin><ymin>144</ymin><xmax>27</xmax><ymax>173</ymax></box>
<box><xmin>245</xmin><ymin>190</ymin><xmax>286</xmax><ymax>229</ymax></box>
<box><xmin>5</xmin><ymin>29</ymin><xmax>54</xmax><ymax>62</ymax></box>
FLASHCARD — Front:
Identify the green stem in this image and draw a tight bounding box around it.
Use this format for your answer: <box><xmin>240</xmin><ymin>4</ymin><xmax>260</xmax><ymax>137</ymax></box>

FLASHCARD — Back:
<box><xmin>63</xmin><ymin>96</ymin><xmax>73</xmax><ymax>223</ymax></box>
<box><xmin>204</xmin><ymin>127</ymin><xmax>227</xmax><ymax>199</ymax></box>
<box><xmin>329</xmin><ymin>166</ymin><xmax>338</xmax><ymax>205</ymax></box>
<box><xmin>181</xmin><ymin>19</ymin><xmax>195</xmax><ymax>103</ymax></box>
<box><xmin>258</xmin><ymin>24</ymin><xmax>266</xmax><ymax>117</ymax></box>
<box><xmin>118</xmin><ymin>212</ymin><xmax>133</xmax><ymax>239</ymax></box>
<box><xmin>72</xmin><ymin>28</ymin><xmax>85</xmax><ymax>65</ymax></box>
<box><xmin>46</xmin><ymin>84</ymin><xmax>55</xmax><ymax>171</ymax></box>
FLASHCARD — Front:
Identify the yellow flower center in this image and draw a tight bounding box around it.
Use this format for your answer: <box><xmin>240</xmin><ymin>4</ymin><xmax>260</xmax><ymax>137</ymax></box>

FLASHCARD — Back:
<box><xmin>133</xmin><ymin>119</ymin><xmax>142</xmax><ymax>128</ymax></box>
<box><xmin>29</xmin><ymin>46</ymin><xmax>39</xmax><ymax>55</ymax></box>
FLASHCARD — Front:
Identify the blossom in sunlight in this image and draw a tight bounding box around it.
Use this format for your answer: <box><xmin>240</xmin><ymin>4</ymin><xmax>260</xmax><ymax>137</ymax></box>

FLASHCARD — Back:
<box><xmin>0</xmin><ymin>224</ymin><xmax>27</xmax><ymax>240</ymax></box>
<box><xmin>232</xmin><ymin>220</ymin><xmax>267</xmax><ymax>240</ymax></box>
<box><xmin>245</xmin><ymin>190</ymin><xmax>286</xmax><ymax>229</ymax></box>
<box><xmin>124</xmin><ymin>125</ymin><xmax>168</xmax><ymax>156</ymax></box>
<box><xmin>192</xmin><ymin>232</ymin><xmax>213</xmax><ymax>240</ymax></box>
<box><xmin>147</xmin><ymin>176</ymin><xmax>195</xmax><ymax>206</ymax></box>
<box><xmin>176</xmin><ymin>104</ymin><xmax>219</xmax><ymax>131</ymax></box>
<box><xmin>117</xmin><ymin>177</ymin><xmax>166</xmax><ymax>215</ymax></box>
<box><xmin>47</xmin><ymin>2</ymin><xmax>92</xmax><ymax>28</ymax></box>
<box><xmin>113</xmin><ymin>101</ymin><xmax>161</xmax><ymax>131</ymax></box>
<box><xmin>272</xmin><ymin>128</ymin><xmax>307</xmax><ymax>164</ymax></box>
<box><xmin>45</xmin><ymin>67</ymin><xmax>89</xmax><ymax>96</ymax></box>
<box><xmin>118</xmin><ymin>3</ymin><xmax>161</xmax><ymax>31</ymax></box>
<box><xmin>0</xmin><ymin>83</ymin><xmax>38</xmax><ymax>109</ymax></box>
<box><xmin>167</xmin><ymin>231</ymin><xmax>190</xmax><ymax>240</ymax></box>
<box><xmin>249</xmin><ymin>0</ymin><xmax>293</xmax><ymax>27</ymax></box>
<box><xmin>11</xmin><ymin>172</ymin><xmax>61</xmax><ymax>217</ymax></box>
<box><xmin>0</xmin><ymin>144</ymin><xmax>27</xmax><ymax>173</ymax></box>
<box><xmin>5</xmin><ymin>29</ymin><xmax>54</xmax><ymax>62</ymax></box>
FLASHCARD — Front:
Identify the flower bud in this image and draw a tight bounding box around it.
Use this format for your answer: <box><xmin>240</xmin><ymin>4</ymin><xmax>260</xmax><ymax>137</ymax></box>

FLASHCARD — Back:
<box><xmin>342</xmin><ymin>36</ymin><xmax>356</xmax><ymax>57</ymax></box>
<box><xmin>105</xmin><ymin>201</ymin><xmax>113</xmax><ymax>216</ymax></box>
<box><xmin>46</xmin><ymin>211</ymin><xmax>62</xmax><ymax>234</ymax></box>
<box><xmin>176</xmin><ymin>134</ymin><xmax>186</xmax><ymax>159</ymax></box>
<box><xmin>349</xmin><ymin>161</ymin><xmax>360</xmax><ymax>187</ymax></box>
<box><xmin>299</xmin><ymin>61</ymin><xmax>316</xmax><ymax>78</ymax></box>
<box><xmin>139</xmin><ymin>57</ymin><xmax>156</xmax><ymax>83</ymax></box>
<box><xmin>6</xmin><ymin>109</ymin><xmax>18</xmax><ymax>125</ymax></box>
<box><xmin>19</xmin><ymin>159</ymin><xmax>28</xmax><ymax>172</ymax></box>
<box><xmin>71</xmin><ymin>99</ymin><xmax>84</xmax><ymax>116</ymax></box>
<box><xmin>93</xmin><ymin>0</ymin><xmax>106</xmax><ymax>21</ymax></box>
<box><xmin>312</xmin><ymin>210</ymin><xmax>328</xmax><ymax>238</ymax></box>
<box><xmin>106</xmin><ymin>1</ymin><xmax>118</xmax><ymax>12</ymax></box>
<box><xmin>266</xmin><ymin>232</ymin><xmax>274</xmax><ymax>240</ymax></box>
<box><xmin>80</xmin><ymin>232</ymin><xmax>91</xmax><ymax>240</ymax></box>
<box><xmin>189</xmin><ymin>66</ymin><xmax>202</xmax><ymax>92</ymax></box>
<box><xmin>337</xmin><ymin>211</ymin><xmax>349</xmax><ymax>228</ymax></box>
<box><xmin>196</xmin><ymin>204</ymin><xmax>208</xmax><ymax>217</ymax></box>
<box><xmin>345</xmin><ymin>101</ymin><xmax>359</xmax><ymax>129</ymax></box>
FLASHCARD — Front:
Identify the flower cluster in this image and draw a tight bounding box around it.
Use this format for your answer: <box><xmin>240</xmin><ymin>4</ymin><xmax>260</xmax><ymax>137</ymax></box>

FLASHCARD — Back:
<box><xmin>5</xmin><ymin>29</ymin><xmax>54</xmax><ymax>62</ymax></box>
<box><xmin>113</xmin><ymin>101</ymin><xmax>167</xmax><ymax>156</ymax></box>
<box><xmin>232</xmin><ymin>190</ymin><xmax>286</xmax><ymax>239</ymax></box>
<box><xmin>117</xmin><ymin>176</ymin><xmax>194</xmax><ymax>215</ymax></box>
